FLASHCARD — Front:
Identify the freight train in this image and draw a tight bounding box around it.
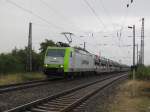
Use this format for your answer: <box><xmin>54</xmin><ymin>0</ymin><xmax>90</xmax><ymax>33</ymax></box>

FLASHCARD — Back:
<box><xmin>43</xmin><ymin>47</ymin><xmax>129</xmax><ymax>77</ymax></box>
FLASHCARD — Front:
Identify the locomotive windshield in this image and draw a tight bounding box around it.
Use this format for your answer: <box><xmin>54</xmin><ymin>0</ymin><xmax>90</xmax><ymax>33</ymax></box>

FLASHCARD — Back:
<box><xmin>46</xmin><ymin>49</ymin><xmax>65</xmax><ymax>57</ymax></box>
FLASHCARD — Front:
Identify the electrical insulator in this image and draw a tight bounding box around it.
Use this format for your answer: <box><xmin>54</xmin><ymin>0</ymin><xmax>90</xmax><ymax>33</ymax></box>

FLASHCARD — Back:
<box><xmin>127</xmin><ymin>4</ymin><xmax>129</xmax><ymax>8</ymax></box>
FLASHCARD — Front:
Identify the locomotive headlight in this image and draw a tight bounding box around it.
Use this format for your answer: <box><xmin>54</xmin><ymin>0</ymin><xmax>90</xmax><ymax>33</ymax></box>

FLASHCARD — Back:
<box><xmin>60</xmin><ymin>65</ymin><xmax>64</xmax><ymax>68</ymax></box>
<box><xmin>45</xmin><ymin>64</ymin><xmax>48</xmax><ymax>67</ymax></box>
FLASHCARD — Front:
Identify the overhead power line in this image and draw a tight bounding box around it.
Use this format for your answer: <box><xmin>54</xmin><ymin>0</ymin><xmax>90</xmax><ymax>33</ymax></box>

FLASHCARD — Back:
<box><xmin>6</xmin><ymin>0</ymin><xmax>65</xmax><ymax>31</ymax></box>
<box><xmin>120</xmin><ymin>0</ymin><xmax>134</xmax><ymax>34</ymax></box>
<box><xmin>39</xmin><ymin>0</ymin><xmax>81</xmax><ymax>32</ymax></box>
<box><xmin>96</xmin><ymin>0</ymin><xmax>116</xmax><ymax>29</ymax></box>
<box><xmin>83</xmin><ymin>0</ymin><xmax>106</xmax><ymax>29</ymax></box>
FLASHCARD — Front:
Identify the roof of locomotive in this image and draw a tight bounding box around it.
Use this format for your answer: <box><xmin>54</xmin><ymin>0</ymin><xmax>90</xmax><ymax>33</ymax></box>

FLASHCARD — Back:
<box><xmin>47</xmin><ymin>46</ymin><xmax>70</xmax><ymax>49</ymax></box>
<box><xmin>47</xmin><ymin>46</ymin><xmax>90</xmax><ymax>53</ymax></box>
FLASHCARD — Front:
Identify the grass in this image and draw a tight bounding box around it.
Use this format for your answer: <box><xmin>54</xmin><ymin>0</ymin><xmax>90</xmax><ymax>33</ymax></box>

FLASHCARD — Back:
<box><xmin>108</xmin><ymin>80</ymin><xmax>150</xmax><ymax>112</ymax></box>
<box><xmin>129</xmin><ymin>66</ymin><xmax>150</xmax><ymax>80</ymax></box>
<box><xmin>0</xmin><ymin>72</ymin><xmax>46</xmax><ymax>86</ymax></box>
<box><xmin>136</xmin><ymin>66</ymin><xmax>150</xmax><ymax>80</ymax></box>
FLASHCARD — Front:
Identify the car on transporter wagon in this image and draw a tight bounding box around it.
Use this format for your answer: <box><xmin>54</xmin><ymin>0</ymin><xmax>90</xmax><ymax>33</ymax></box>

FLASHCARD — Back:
<box><xmin>43</xmin><ymin>46</ymin><xmax>129</xmax><ymax>77</ymax></box>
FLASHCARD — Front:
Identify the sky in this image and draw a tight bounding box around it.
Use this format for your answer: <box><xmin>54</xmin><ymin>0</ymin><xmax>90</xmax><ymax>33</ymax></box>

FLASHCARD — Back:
<box><xmin>0</xmin><ymin>0</ymin><xmax>150</xmax><ymax>65</ymax></box>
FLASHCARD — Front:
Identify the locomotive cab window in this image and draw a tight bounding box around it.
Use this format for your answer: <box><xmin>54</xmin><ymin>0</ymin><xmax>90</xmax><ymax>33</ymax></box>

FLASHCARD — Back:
<box><xmin>47</xmin><ymin>49</ymin><xmax>65</xmax><ymax>57</ymax></box>
<box><xmin>70</xmin><ymin>51</ymin><xmax>72</xmax><ymax>57</ymax></box>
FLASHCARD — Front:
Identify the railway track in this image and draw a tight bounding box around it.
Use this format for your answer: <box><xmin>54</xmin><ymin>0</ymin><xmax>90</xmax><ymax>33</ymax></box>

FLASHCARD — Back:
<box><xmin>0</xmin><ymin>77</ymin><xmax>62</xmax><ymax>94</ymax></box>
<box><xmin>5</xmin><ymin>73</ymin><xmax>128</xmax><ymax>112</ymax></box>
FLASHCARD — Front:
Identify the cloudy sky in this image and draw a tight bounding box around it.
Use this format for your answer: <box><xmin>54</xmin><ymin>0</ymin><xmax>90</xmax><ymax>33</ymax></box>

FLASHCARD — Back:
<box><xmin>0</xmin><ymin>0</ymin><xmax>150</xmax><ymax>65</ymax></box>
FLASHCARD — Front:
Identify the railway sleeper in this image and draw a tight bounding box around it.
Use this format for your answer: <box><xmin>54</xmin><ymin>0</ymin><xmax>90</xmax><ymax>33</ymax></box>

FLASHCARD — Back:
<box><xmin>43</xmin><ymin>103</ymin><xmax>68</xmax><ymax>107</ymax></box>
<box><xmin>41</xmin><ymin>104</ymin><xmax>68</xmax><ymax>109</ymax></box>
<box><xmin>36</xmin><ymin>106</ymin><xmax>60</xmax><ymax>111</ymax></box>
<box><xmin>31</xmin><ymin>107</ymin><xmax>58</xmax><ymax>112</ymax></box>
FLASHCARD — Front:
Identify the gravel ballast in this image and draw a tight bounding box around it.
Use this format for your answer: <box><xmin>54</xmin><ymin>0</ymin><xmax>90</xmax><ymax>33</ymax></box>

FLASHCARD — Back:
<box><xmin>0</xmin><ymin>74</ymin><xmax>115</xmax><ymax>111</ymax></box>
<box><xmin>72</xmin><ymin>76</ymin><xmax>128</xmax><ymax>112</ymax></box>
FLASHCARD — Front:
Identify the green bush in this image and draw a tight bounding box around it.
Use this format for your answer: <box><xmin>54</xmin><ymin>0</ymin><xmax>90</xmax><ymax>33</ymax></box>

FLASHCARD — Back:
<box><xmin>0</xmin><ymin>53</ymin><xmax>24</xmax><ymax>73</ymax></box>
<box><xmin>0</xmin><ymin>39</ymin><xmax>69</xmax><ymax>74</ymax></box>
<box><xmin>135</xmin><ymin>66</ymin><xmax>150</xmax><ymax>80</ymax></box>
<box><xmin>0</xmin><ymin>48</ymin><xmax>42</xmax><ymax>74</ymax></box>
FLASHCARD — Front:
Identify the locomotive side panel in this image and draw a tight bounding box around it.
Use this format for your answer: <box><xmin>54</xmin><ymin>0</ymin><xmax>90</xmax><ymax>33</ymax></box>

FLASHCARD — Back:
<box><xmin>70</xmin><ymin>49</ymin><xmax>95</xmax><ymax>72</ymax></box>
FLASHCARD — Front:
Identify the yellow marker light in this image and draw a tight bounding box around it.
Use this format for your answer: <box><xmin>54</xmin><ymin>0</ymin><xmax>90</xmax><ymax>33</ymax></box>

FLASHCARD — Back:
<box><xmin>60</xmin><ymin>65</ymin><xmax>63</xmax><ymax>68</ymax></box>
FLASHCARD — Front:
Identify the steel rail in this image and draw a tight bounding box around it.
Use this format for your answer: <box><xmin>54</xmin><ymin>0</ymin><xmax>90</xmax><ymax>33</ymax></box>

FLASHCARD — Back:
<box><xmin>5</xmin><ymin>73</ymin><xmax>128</xmax><ymax>112</ymax></box>
<box><xmin>61</xmin><ymin>74</ymin><xmax>127</xmax><ymax>112</ymax></box>
<box><xmin>0</xmin><ymin>77</ymin><xmax>62</xmax><ymax>94</ymax></box>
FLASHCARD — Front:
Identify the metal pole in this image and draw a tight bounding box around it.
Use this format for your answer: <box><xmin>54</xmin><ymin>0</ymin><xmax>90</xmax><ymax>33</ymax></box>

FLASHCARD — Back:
<box><xmin>28</xmin><ymin>22</ymin><xmax>32</xmax><ymax>72</ymax></box>
<box><xmin>138</xmin><ymin>51</ymin><xmax>140</xmax><ymax>64</ymax></box>
<box><xmin>140</xmin><ymin>18</ymin><xmax>144</xmax><ymax>65</ymax></box>
<box><xmin>142</xmin><ymin>18</ymin><xmax>144</xmax><ymax>65</ymax></box>
<box><xmin>140</xmin><ymin>22</ymin><xmax>142</xmax><ymax>65</ymax></box>
<box><xmin>84</xmin><ymin>42</ymin><xmax>86</xmax><ymax>50</ymax></box>
<box><xmin>133</xmin><ymin>25</ymin><xmax>135</xmax><ymax>80</ymax></box>
<box><xmin>136</xmin><ymin>44</ymin><xmax>138</xmax><ymax>65</ymax></box>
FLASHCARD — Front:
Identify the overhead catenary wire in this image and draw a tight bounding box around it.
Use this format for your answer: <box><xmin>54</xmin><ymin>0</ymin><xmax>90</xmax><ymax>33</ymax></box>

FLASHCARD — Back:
<box><xmin>87</xmin><ymin>0</ymin><xmax>124</xmax><ymax>48</ymax></box>
<box><xmin>95</xmin><ymin>0</ymin><xmax>117</xmax><ymax>31</ymax></box>
<box><xmin>106</xmin><ymin>0</ymin><xmax>134</xmax><ymax>64</ymax></box>
<box><xmin>6</xmin><ymin>0</ymin><xmax>65</xmax><ymax>31</ymax></box>
<box><xmin>39</xmin><ymin>0</ymin><xmax>82</xmax><ymax>33</ymax></box>
<box><xmin>92</xmin><ymin>0</ymin><xmax>130</xmax><ymax>40</ymax></box>
<box><xmin>83</xmin><ymin>0</ymin><xmax>107</xmax><ymax>29</ymax></box>
<box><xmin>120</xmin><ymin>0</ymin><xmax>134</xmax><ymax>35</ymax></box>
<box><xmin>82</xmin><ymin>0</ymin><xmax>121</xmax><ymax>54</ymax></box>
<box><xmin>6</xmin><ymin>0</ymin><xmax>132</xmax><ymax>65</ymax></box>
<box><xmin>118</xmin><ymin>0</ymin><xmax>135</xmax><ymax>63</ymax></box>
<box><xmin>32</xmin><ymin>22</ymin><xmax>63</xmax><ymax>36</ymax></box>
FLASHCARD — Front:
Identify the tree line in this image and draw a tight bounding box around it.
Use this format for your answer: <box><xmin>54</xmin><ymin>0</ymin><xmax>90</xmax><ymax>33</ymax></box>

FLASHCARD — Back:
<box><xmin>0</xmin><ymin>39</ymin><xmax>70</xmax><ymax>74</ymax></box>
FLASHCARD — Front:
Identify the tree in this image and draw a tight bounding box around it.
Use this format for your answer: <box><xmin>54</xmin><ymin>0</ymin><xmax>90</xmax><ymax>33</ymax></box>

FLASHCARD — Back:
<box><xmin>56</xmin><ymin>42</ymin><xmax>70</xmax><ymax>47</ymax></box>
<box><xmin>11</xmin><ymin>47</ymin><xmax>42</xmax><ymax>72</ymax></box>
<box><xmin>32</xmin><ymin>51</ymin><xmax>42</xmax><ymax>71</ymax></box>
<box><xmin>0</xmin><ymin>39</ymin><xmax>71</xmax><ymax>74</ymax></box>
<box><xmin>12</xmin><ymin>47</ymin><xmax>28</xmax><ymax>71</ymax></box>
<box><xmin>39</xmin><ymin>39</ymin><xmax>56</xmax><ymax>54</ymax></box>
<box><xmin>74</xmin><ymin>46</ymin><xmax>88</xmax><ymax>52</ymax></box>
<box><xmin>0</xmin><ymin>53</ymin><xmax>24</xmax><ymax>73</ymax></box>
<box><xmin>39</xmin><ymin>39</ymin><xmax>70</xmax><ymax>54</ymax></box>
